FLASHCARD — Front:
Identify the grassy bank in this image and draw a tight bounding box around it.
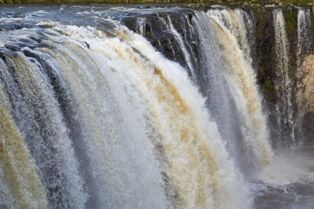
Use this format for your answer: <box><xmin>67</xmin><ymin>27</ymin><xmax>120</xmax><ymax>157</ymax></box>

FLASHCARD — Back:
<box><xmin>0</xmin><ymin>0</ymin><xmax>313</xmax><ymax>5</ymax></box>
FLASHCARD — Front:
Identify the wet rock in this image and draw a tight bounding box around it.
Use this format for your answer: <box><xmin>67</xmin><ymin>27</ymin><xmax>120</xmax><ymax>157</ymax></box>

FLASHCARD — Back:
<box><xmin>297</xmin><ymin>55</ymin><xmax>314</xmax><ymax>142</ymax></box>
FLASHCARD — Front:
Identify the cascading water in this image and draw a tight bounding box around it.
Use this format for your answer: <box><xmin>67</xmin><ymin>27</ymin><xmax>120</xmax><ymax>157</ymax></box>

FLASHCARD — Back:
<box><xmin>0</xmin><ymin>14</ymin><xmax>251</xmax><ymax>209</ymax></box>
<box><xmin>255</xmin><ymin>7</ymin><xmax>314</xmax><ymax>209</ymax></box>
<box><xmin>0</xmin><ymin>4</ymin><xmax>314</xmax><ymax>209</ymax></box>
<box><xmin>0</xmin><ymin>103</ymin><xmax>47</xmax><ymax>209</ymax></box>
<box><xmin>191</xmin><ymin>10</ymin><xmax>273</xmax><ymax>178</ymax></box>
<box><xmin>296</xmin><ymin>8</ymin><xmax>313</xmax><ymax>142</ymax></box>
<box><xmin>297</xmin><ymin>8</ymin><xmax>313</xmax><ymax>72</ymax></box>
<box><xmin>207</xmin><ymin>7</ymin><xmax>254</xmax><ymax>64</ymax></box>
<box><xmin>273</xmin><ymin>8</ymin><xmax>296</xmax><ymax>145</ymax></box>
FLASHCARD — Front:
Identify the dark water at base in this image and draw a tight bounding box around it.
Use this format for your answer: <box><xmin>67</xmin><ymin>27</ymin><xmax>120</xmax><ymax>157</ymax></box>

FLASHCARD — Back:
<box><xmin>255</xmin><ymin>145</ymin><xmax>314</xmax><ymax>209</ymax></box>
<box><xmin>256</xmin><ymin>183</ymin><xmax>314</xmax><ymax>209</ymax></box>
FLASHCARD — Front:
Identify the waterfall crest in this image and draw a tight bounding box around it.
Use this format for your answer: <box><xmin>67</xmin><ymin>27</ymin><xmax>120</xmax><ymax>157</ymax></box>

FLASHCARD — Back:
<box><xmin>0</xmin><ymin>5</ymin><xmax>313</xmax><ymax>209</ymax></box>
<box><xmin>207</xmin><ymin>7</ymin><xmax>254</xmax><ymax>64</ymax></box>
<box><xmin>193</xmin><ymin>10</ymin><xmax>272</xmax><ymax>175</ymax></box>
<box><xmin>209</xmin><ymin>15</ymin><xmax>273</xmax><ymax>169</ymax></box>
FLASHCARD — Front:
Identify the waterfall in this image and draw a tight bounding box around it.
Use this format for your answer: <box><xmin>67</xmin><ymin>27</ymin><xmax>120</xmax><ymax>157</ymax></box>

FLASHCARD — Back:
<box><xmin>0</xmin><ymin>19</ymin><xmax>251</xmax><ymax>209</ymax></box>
<box><xmin>273</xmin><ymin>8</ymin><xmax>296</xmax><ymax>145</ymax></box>
<box><xmin>191</xmin><ymin>11</ymin><xmax>244</xmax><ymax>173</ymax></box>
<box><xmin>194</xmin><ymin>10</ymin><xmax>272</xmax><ymax>175</ymax></box>
<box><xmin>135</xmin><ymin>17</ymin><xmax>146</xmax><ymax>36</ymax></box>
<box><xmin>0</xmin><ymin>99</ymin><xmax>47</xmax><ymax>209</ymax></box>
<box><xmin>207</xmin><ymin>7</ymin><xmax>254</xmax><ymax>64</ymax></box>
<box><xmin>1</xmin><ymin>4</ymin><xmax>314</xmax><ymax>209</ymax></box>
<box><xmin>296</xmin><ymin>8</ymin><xmax>313</xmax><ymax>143</ymax></box>
<box><xmin>0</xmin><ymin>46</ymin><xmax>88</xmax><ymax>208</ymax></box>
<box><xmin>297</xmin><ymin>8</ymin><xmax>313</xmax><ymax>72</ymax></box>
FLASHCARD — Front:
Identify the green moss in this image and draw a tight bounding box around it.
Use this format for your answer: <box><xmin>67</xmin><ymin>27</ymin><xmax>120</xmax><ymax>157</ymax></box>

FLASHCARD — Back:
<box><xmin>145</xmin><ymin>28</ymin><xmax>152</xmax><ymax>37</ymax></box>
<box><xmin>257</xmin><ymin>63</ymin><xmax>276</xmax><ymax>101</ymax></box>
<box><xmin>285</xmin><ymin>10</ymin><xmax>296</xmax><ymax>35</ymax></box>
<box><xmin>283</xmin><ymin>8</ymin><xmax>299</xmax><ymax>81</ymax></box>
<box><xmin>264</xmin><ymin>79</ymin><xmax>273</xmax><ymax>92</ymax></box>
<box><xmin>263</xmin><ymin>79</ymin><xmax>276</xmax><ymax>99</ymax></box>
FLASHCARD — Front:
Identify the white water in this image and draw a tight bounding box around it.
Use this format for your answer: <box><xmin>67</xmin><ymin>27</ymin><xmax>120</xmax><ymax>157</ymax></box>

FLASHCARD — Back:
<box><xmin>297</xmin><ymin>8</ymin><xmax>313</xmax><ymax>73</ymax></box>
<box><xmin>0</xmin><ymin>44</ymin><xmax>87</xmax><ymax>208</ymax></box>
<box><xmin>205</xmin><ymin>10</ymin><xmax>273</xmax><ymax>172</ymax></box>
<box><xmin>136</xmin><ymin>17</ymin><xmax>146</xmax><ymax>35</ymax></box>
<box><xmin>1</xmin><ymin>5</ymin><xmax>313</xmax><ymax>209</ymax></box>
<box><xmin>69</xmin><ymin>22</ymin><xmax>251</xmax><ymax>209</ymax></box>
<box><xmin>259</xmin><ymin>147</ymin><xmax>314</xmax><ymax>185</ymax></box>
<box><xmin>295</xmin><ymin>8</ymin><xmax>313</xmax><ymax>142</ymax></box>
<box><xmin>0</xmin><ymin>89</ymin><xmax>47</xmax><ymax>209</ymax></box>
<box><xmin>273</xmin><ymin>9</ymin><xmax>296</xmax><ymax>144</ymax></box>
<box><xmin>207</xmin><ymin>8</ymin><xmax>253</xmax><ymax>64</ymax></box>
<box><xmin>0</xmin><ymin>20</ymin><xmax>252</xmax><ymax>209</ymax></box>
<box><xmin>32</xmin><ymin>26</ymin><xmax>170</xmax><ymax>209</ymax></box>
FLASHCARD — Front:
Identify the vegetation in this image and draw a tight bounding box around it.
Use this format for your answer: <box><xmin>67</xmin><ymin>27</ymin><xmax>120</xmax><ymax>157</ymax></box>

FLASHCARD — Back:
<box><xmin>0</xmin><ymin>0</ymin><xmax>313</xmax><ymax>5</ymax></box>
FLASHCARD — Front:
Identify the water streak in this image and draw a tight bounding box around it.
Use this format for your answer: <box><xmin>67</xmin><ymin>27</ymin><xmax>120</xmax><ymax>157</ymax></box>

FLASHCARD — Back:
<box><xmin>273</xmin><ymin>9</ymin><xmax>295</xmax><ymax>144</ymax></box>
<box><xmin>0</xmin><ymin>91</ymin><xmax>47</xmax><ymax>209</ymax></box>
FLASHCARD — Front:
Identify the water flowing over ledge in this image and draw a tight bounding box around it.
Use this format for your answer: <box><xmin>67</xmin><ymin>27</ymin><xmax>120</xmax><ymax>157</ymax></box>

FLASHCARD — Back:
<box><xmin>0</xmin><ymin>0</ymin><xmax>313</xmax><ymax>6</ymax></box>
<box><xmin>0</xmin><ymin>4</ymin><xmax>313</xmax><ymax>209</ymax></box>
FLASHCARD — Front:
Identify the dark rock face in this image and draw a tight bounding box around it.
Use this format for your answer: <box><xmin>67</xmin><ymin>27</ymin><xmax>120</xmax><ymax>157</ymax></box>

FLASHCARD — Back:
<box><xmin>254</xmin><ymin>7</ymin><xmax>279</xmax><ymax>145</ymax></box>
<box><xmin>301</xmin><ymin>112</ymin><xmax>314</xmax><ymax>142</ymax></box>
<box><xmin>122</xmin><ymin>9</ymin><xmax>199</xmax><ymax>78</ymax></box>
